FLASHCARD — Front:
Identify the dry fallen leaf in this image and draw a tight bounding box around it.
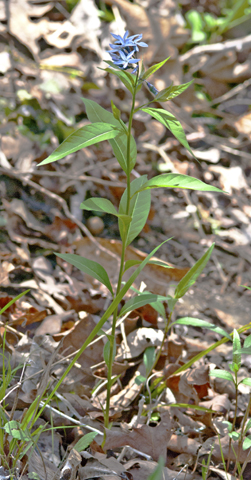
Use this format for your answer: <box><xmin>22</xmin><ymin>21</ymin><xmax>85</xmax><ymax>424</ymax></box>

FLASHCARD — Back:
<box><xmin>104</xmin><ymin>412</ymin><xmax>172</xmax><ymax>461</ymax></box>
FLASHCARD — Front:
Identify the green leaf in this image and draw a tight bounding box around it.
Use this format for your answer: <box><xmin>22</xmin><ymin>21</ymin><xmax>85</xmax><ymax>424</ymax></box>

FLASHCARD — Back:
<box><xmin>240</xmin><ymin>378</ymin><xmax>251</xmax><ymax>387</ymax></box>
<box><xmin>209</xmin><ymin>370</ymin><xmax>234</xmax><ymax>382</ymax></box>
<box><xmin>119</xmin><ymin>293</ymin><xmax>168</xmax><ymax>317</ymax></box>
<box><xmin>144</xmin><ymin>347</ymin><xmax>156</xmax><ymax>376</ymax></box>
<box><xmin>80</xmin><ymin>197</ymin><xmax>130</xmax><ymax>227</ymax></box>
<box><xmin>82</xmin><ymin>98</ymin><xmax>137</xmax><ymax>172</ymax></box>
<box><xmin>55</xmin><ymin>253</ymin><xmax>113</xmax><ymax>295</ymax></box>
<box><xmin>154</xmin><ymin>80</ymin><xmax>194</xmax><ymax>102</ymax></box>
<box><xmin>141</xmin><ymin>107</ymin><xmax>195</xmax><ymax>156</ymax></box>
<box><xmin>103</xmin><ymin>338</ymin><xmax>116</xmax><ymax>367</ymax></box>
<box><xmin>4</xmin><ymin>421</ymin><xmax>30</xmax><ymax>441</ymax></box>
<box><xmin>128</xmin><ymin>286</ymin><xmax>169</xmax><ymax>319</ymax></box>
<box><xmin>146</xmin><ymin>456</ymin><xmax>165</xmax><ymax>480</ymax></box>
<box><xmin>135</xmin><ymin>374</ymin><xmax>147</xmax><ymax>385</ymax></box>
<box><xmin>186</xmin><ymin>10</ymin><xmax>206</xmax><ymax>43</ymax></box>
<box><xmin>229</xmin><ymin>431</ymin><xmax>240</xmax><ymax>441</ymax></box>
<box><xmin>172</xmin><ymin>317</ymin><xmax>232</xmax><ymax>340</ymax></box>
<box><xmin>123</xmin><ymin>258</ymin><xmax>173</xmax><ymax>273</ymax></box>
<box><xmin>105</xmin><ymin>61</ymin><xmax>135</xmax><ymax>86</ymax></box>
<box><xmin>134</xmin><ymin>173</ymin><xmax>222</xmax><ymax>195</ymax></box>
<box><xmin>174</xmin><ymin>244</ymin><xmax>214</xmax><ymax>299</ymax></box>
<box><xmin>141</xmin><ymin>58</ymin><xmax>170</xmax><ymax>81</ymax></box>
<box><xmin>0</xmin><ymin>289</ymin><xmax>30</xmax><ymax>315</ymax></box>
<box><xmin>243</xmin><ymin>436</ymin><xmax>251</xmax><ymax>451</ymax></box>
<box><xmin>111</xmin><ymin>100</ymin><xmax>121</xmax><ymax>121</ymax></box>
<box><xmin>38</xmin><ymin>123</ymin><xmax>121</xmax><ymax>165</ymax></box>
<box><xmin>244</xmin><ymin>334</ymin><xmax>251</xmax><ymax>348</ymax></box>
<box><xmin>105</xmin><ymin>67</ymin><xmax>134</xmax><ymax>94</ymax></box>
<box><xmin>74</xmin><ymin>432</ymin><xmax>98</xmax><ymax>452</ymax></box>
<box><xmin>119</xmin><ymin>176</ymin><xmax>151</xmax><ymax>246</ymax></box>
<box><xmin>233</xmin><ymin>329</ymin><xmax>241</xmax><ymax>369</ymax></box>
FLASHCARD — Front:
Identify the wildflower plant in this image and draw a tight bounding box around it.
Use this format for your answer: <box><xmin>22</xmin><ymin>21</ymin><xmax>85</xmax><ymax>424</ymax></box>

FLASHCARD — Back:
<box><xmin>36</xmin><ymin>31</ymin><xmax>225</xmax><ymax>444</ymax></box>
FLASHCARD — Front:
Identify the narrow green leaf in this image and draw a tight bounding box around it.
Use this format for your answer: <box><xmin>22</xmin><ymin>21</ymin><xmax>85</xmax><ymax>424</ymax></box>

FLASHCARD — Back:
<box><xmin>141</xmin><ymin>107</ymin><xmax>195</xmax><ymax>156</ymax></box>
<box><xmin>154</xmin><ymin>80</ymin><xmax>194</xmax><ymax>102</ymax></box>
<box><xmin>233</xmin><ymin>329</ymin><xmax>241</xmax><ymax>369</ymax></box>
<box><xmin>79</xmin><ymin>197</ymin><xmax>130</xmax><ymax>223</ymax></box>
<box><xmin>38</xmin><ymin>123</ymin><xmax>121</xmax><ymax>165</ymax></box>
<box><xmin>209</xmin><ymin>370</ymin><xmax>234</xmax><ymax>382</ymax></box>
<box><xmin>74</xmin><ymin>432</ymin><xmax>98</xmax><ymax>452</ymax></box>
<box><xmin>119</xmin><ymin>293</ymin><xmax>168</xmax><ymax>317</ymax></box>
<box><xmin>103</xmin><ymin>339</ymin><xmax>116</xmax><ymax>367</ymax></box>
<box><xmin>144</xmin><ymin>347</ymin><xmax>156</xmax><ymax>376</ymax></box>
<box><xmin>111</xmin><ymin>100</ymin><xmax>121</xmax><ymax>121</ymax></box>
<box><xmin>146</xmin><ymin>456</ymin><xmax>165</xmax><ymax>480</ymax></box>
<box><xmin>123</xmin><ymin>258</ymin><xmax>173</xmax><ymax>273</ymax></box>
<box><xmin>104</xmin><ymin>61</ymin><xmax>135</xmax><ymax>86</ymax></box>
<box><xmin>0</xmin><ymin>289</ymin><xmax>30</xmax><ymax>315</ymax></box>
<box><xmin>174</xmin><ymin>244</ymin><xmax>214</xmax><ymax>299</ymax></box>
<box><xmin>141</xmin><ymin>58</ymin><xmax>170</xmax><ymax>81</ymax></box>
<box><xmin>105</xmin><ymin>67</ymin><xmax>134</xmax><ymax>94</ymax></box>
<box><xmin>119</xmin><ymin>176</ymin><xmax>151</xmax><ymax>246</ymax></box>
<box><xmin>172</xmin><ymin>317</ymin><xmax>232</xmax><ymax>340</ymax></box>
<box><xmin>82</xmin><ymin>98</ymin><xmax>137</xmax><ymax>172</ymax></box>
<box><xmin>134</xmin><ymin>173</ymin><xmax>222</xmax><ymax>195</ymax></box>
<box><xmin>56</xmin><ymin>253</ymin><xmax>113</xmax><ymax>295</ymax></box>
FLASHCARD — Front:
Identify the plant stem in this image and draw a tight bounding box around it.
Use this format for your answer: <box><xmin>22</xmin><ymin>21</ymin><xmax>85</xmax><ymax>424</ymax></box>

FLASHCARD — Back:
<box><xmin>102</xmin><ymin>73</ymin><xmax>138</xmax><ymax>445</ymax></box>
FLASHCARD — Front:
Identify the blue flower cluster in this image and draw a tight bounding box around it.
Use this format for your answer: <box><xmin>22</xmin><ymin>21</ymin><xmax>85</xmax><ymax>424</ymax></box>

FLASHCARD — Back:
<box><xmin>108</xmin><ymin>31</ymin><xmax>148</xmax><ymax>72</ymax></box>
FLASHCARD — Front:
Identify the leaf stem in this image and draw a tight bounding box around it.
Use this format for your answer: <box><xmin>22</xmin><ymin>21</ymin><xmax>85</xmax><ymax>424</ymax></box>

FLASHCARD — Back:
<box><xmin>102</xmin><ymin>72</ymin><xmax>139</xmax><ymax>445</ymax></box>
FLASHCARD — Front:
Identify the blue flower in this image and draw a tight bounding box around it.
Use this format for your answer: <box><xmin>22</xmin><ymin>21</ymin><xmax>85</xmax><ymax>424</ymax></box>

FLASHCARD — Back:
<box><xmin>109</xmin><ymin>49</ymin><xmax>140</xmax><ymax>70</ymax></box>
<box><xmin>108</xmin><ymin>31</ymin><xmax>147</xmax><ymax>71</ymax></box>
<box><xmin>110</xmin><ymin>31</ymin><xmax>148</xmax><ymax>52</ymax></box>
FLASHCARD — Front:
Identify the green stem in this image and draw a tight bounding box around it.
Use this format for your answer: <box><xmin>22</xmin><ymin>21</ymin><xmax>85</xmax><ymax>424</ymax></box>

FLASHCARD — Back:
<box><xmin>102</xmin><ymin>73</ymin><xmax>139</xmax><ymax>446</ymax></box>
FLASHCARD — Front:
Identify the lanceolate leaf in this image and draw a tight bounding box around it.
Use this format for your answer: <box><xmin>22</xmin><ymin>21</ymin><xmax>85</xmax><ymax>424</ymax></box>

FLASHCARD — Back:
<box><xmin>74</xmin><ymin>432</ymin><xmax>98</xmax><ymax>453</ymax></box>
<box><xmin>141</xmin><ymin>57</ymin><xmax>170</xmax><ymax>81</ymax></box>
<box><xmin>232</xmin><ymin>329</ymin><xmax>241</xmax><ymax>369</ymax></box>
<box><xmin>82</xmin><ymin>98</ymin><xmax>137</xmax><ymax>172</ymax></box>
<box><xmin>56</xmin><ymin>253</ymin><xmax>113</xmax><ymax>295</ymax></box>
<box><xmin>123</xmin><ymin>258</ymin><xmax>173</xmax><ymax>273</ymax></box>
<box><xmin>105</xmin><ymin>67</ymin><xmax>134</xmax><ymax>94</ymax></box>
<box><xmin>80</xmin><ymin>197</ymin><xmax>130</xmax><ymax>227</ymax></box>
<box><xmin>38</xmin><ymin>123</ymin><xmax>121</xmax><ymax>165</ymax></box>
<box><xmin>172</xmin><ymin>317</ymin><xmax>232</xmax><ymax>340</ymax></box>
<box><xmin>119</xmin><ymin>293</ymin><xmax>169</xmax><ymax>317</ymax></box>
<box><xmin>119</xmin><ymin>176</ymin><xmax>151</xmax><ymax>246</ymax></box>
<box><xmin>141</xmin><ymin>107</ymin><xmax>194</xmax><ymax>156</ymax></box>
<box><xmin>209</xmin><ymin>370</ymin><xmax>234</xmax><ymax>382</ymax></box>
<box><xmin>174</xmin><ymin>244</ymin><xmax>215</xmax><ymax>299</ymax></box>
<box><xmin>154</xmin><ymin>80</ymin><xmax>194</xmax><ymax>102</ymax></box>
<box><xmin>133</xmin><ymin>173</ymin><xmax>222</xmax><ymax>195</ymax></box>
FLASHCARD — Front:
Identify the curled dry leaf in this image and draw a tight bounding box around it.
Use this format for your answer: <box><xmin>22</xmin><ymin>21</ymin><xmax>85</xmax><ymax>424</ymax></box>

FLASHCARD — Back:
<box><xmin>117</xmin><ymin>327</ymin><xmax>164</xmax><ymax>359</ymax></box>
<box><xmin>104</xmin><ymin>412</ymin><xmax>172</xmax><ymax>461</ymax></box>
<box><xmin>166</xmin><ymin>365</ymin><xmax>210</xmax><ymax>403</ymax></box>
